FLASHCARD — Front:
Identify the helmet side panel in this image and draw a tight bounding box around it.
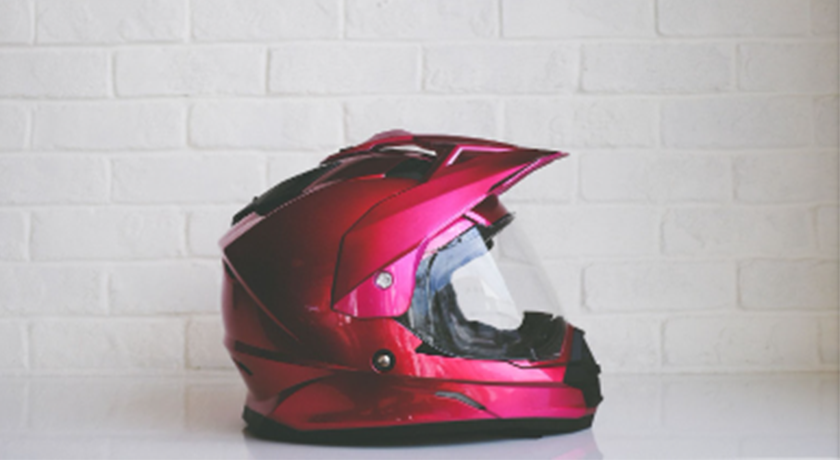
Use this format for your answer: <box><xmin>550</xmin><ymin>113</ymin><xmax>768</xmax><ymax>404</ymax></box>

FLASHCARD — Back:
<box><xmin>224</xmin><ymin>177</ymin><xmax>416</xmax><ymax>363</ymax></box>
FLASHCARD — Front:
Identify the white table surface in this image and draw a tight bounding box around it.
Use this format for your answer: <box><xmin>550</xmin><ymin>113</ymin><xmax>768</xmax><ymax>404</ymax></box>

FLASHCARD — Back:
<box><xmin>0</xmin><ymin>372</ymin><xmax>837</xmax><ymax>459</ymax></box>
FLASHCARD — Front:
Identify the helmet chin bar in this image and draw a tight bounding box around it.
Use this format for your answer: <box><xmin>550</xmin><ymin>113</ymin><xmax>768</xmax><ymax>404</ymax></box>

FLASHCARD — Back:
<box><xmin>220</xmin><ymin>132</ymin><xmax>600</xmax><ymax>443</ymax></box>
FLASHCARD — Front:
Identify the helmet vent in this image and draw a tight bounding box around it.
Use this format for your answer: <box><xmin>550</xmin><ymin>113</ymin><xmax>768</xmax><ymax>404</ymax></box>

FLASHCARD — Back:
<box><xmin>231</xmin><ymin>161</ymin><xmax>339</xmax><ymax>225</ymax></box>
<box><xmin>384</xmin><ymin>157</ymin><xmax>433</xmax><ymax>181</ymax></box>
<box><xmin>434</xmin><ymin>391</ymin><xmax>486</xmax><ymax>411</ymax></box>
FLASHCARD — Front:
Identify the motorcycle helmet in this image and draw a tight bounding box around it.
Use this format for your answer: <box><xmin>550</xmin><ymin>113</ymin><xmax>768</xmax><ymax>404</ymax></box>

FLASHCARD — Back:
<box><xmin>220</xmin><ymin>130</ymin><xmax>602</xmax><ymax>443</ymax></box>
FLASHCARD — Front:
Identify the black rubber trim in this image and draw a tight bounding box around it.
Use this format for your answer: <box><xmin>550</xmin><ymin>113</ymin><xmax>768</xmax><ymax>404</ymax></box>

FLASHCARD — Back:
<box><xmin>563</xmin><ymin>329</ymin><xmax>603</xmax><ymax>408</ymax></box>
<box><xmin>243</xmin><ymin>406</ymin><xmax>594</xmax><ymax>445</ymax></box>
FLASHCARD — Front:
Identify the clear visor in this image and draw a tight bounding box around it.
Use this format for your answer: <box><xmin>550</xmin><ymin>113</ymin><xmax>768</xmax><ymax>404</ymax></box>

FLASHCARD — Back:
<box><xmin>397</xmin><ymin>215</ymin><xmax>567</xmax><ymax>361</ymax></box>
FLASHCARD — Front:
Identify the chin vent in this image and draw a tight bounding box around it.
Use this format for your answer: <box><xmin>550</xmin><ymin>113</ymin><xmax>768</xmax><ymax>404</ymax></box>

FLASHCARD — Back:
<box><xmin>434</xmin><ymin>391</ymin><xmax>486</xmax><ymax>411</ymax></box>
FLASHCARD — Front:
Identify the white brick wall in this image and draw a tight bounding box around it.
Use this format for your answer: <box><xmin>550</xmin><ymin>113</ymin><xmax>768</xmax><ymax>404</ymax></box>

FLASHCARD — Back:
<box><xmin>582</xmin><ymin>43</ymin><xmax>732</xmax><ymax>93</ymax></box>
<box><xmin>36</xmin><ymin>0</ymin><xmax>186</xmax><ymax>44</ymax></box>
<box><xmin>0</xmin><ymin>0</ymin><xmax>836</xmax><ymax>376</ymax></box>
<box><xmin>269</xmin><ymin>44</ymin><xmax>420</xmax><ymax>94</ymax></box>
<box><xmin>0</xmin><ymin>105</ymin><xmax>27</xmax><ymax>150</ymax></box>
<box><xmin>34</xmin><ymin>103</ymin><xmax>185</xmax><ymax>150</ymax></box>
<box><xmin>0</xmin><ymin>50</ymin><xmax>108</xmax><ymax>98</ymax></box>
<box><xmin>115</xmin><ymin>47</ymin><xmax>266</xmax><ymax>96</ymax></box>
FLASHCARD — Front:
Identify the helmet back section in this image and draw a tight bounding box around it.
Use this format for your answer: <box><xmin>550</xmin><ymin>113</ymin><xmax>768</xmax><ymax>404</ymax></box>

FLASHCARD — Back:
<box><xmin>219</xmin><ymin>131</ymin><xmax>602</xmax><ymax>443</ymax></box>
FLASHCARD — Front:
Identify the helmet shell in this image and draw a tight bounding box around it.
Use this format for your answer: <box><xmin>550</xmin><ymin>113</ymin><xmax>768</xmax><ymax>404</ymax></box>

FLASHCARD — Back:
<box><xmin>220</xmin><ymin>131</ymin><xmax>602</xmax><ymax>441</ymax></box>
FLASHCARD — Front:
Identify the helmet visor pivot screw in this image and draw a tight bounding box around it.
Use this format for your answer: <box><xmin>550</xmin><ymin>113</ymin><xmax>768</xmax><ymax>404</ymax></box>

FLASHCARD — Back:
<box><xmin>372</xmin><ymin>349</ymin><xmax>395</xmax><ymax>372</ymax></box>
<box><xmin>374</xmin><ymin>271</ymin><xmax>393</xmax><ymax>289</ymax></box>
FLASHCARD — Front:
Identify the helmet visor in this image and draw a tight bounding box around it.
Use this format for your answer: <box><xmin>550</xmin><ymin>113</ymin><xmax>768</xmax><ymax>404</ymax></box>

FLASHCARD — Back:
<box><xmin>397</xmin><ymin>215</ymin><xmax>566</xmax><ymax>361</ymax></box>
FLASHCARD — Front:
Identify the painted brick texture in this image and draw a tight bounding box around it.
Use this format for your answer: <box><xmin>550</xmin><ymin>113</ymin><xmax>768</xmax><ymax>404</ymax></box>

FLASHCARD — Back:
<box><xmin>0</xmin><ymin>0</ymin><xmax>836</xmax><ymax>376</ymax></box>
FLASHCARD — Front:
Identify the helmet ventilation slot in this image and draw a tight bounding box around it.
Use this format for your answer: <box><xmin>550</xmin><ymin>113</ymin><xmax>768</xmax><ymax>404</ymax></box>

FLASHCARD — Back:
<box><xmin>384</xmin><ymin>157</ymin><xmax>434</xmax><ymax>181</ymax></box>
<box><xmin>231</xmin><ymin>161</ymin><xmax>339</xmax><ymax>225</ymax></box>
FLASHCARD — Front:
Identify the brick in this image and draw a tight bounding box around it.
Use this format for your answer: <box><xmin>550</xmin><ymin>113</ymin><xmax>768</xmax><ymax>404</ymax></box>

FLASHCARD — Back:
<box><xmin>36</xmin><ymin>0</ymin><xmax>185</xmax><ymax>43</ymax></box>
<box><xmin>345</xmin><ymin>98</ymin><xmax>498</xmax><ymax>144</ymax></box>
<box><xmin>190</xmin><ymin>101</ymin><xmax>341</xmax><ymax>150</ymax></box>
<box><xmin>503</xmin><ymin>0</ymin><xmax>653</xmax><ymax>38</ymax></box>
<box><xmin>30</xmin><ymin>380</ymin><xmax>184</xmax><ymax>432</ymax></box>
<box><xmin>740</xmin><ymin>43</ymin><xmax>838</xmax><ymax>93</ymax></box>
<box><xmin>113</xmin><ymin>154</ymin><xmax>264</xmax><ymax>204</ymax></box>
<box><xmin>516</xmin><ymin>205</ymin><xmax>658</xmax><ymax>257</ymax></box>
<box><xmin>31</xmin><ymin>208</ymin><xmax>184</xmax><ymax>260</ymax></box>
<box><xmin>192</xmin><ymin>0</ymin><xmax>339</xmax><ymax>41</ymax></box>
<box><xmin>740</xmin><ymin>260</ymin><xmax>838</xmax><ymax>310</ymax></box>
<box><xmin>116</xmin><ymin>47</ymin><xmax>265</xmax><ymax>96</ymax></box>
<box><xmin>504</xmin><ymin>154</ymin><xmax>574</xmax><ymax>203</ymax></box>
<box><xmin>0</xmin><ymin>105</ymin><xmax>27</xmax><ymax>151</ymax></box>
<box><xmin>505</xmin><ymin>99</ymin><xmax>656</xmax><ymax>148</ymax></box>
<box><xmin>424</xmin><ymin>45</ymin><xmax>577</xmax><ymax>94</ymax></box>
<box><xmin>659</xmin><ymin>0</ymin><xmax>809</xmax><ymax>36</ymax></box>
<box><xmin>820</xmin><ymin>317</ymin><xmax>838</xmax><ymax>365</ymax></box>
<box><xmin>815</xmin><ymin>96</ymin><xmax>838</xmax><ymax>147</ymax></box>
<box><xmin>0</xmin><ymin>156</ymin><xmax>108</xmax><ymax>204</ymax></box>
<box><xmin>584</xmin><ymin>262</ymin><xmax>735</xmax><ymax>312</ymax></box>
<box><xmin>734</xmin><ymin>153</ymin><xmax>837</xmax><ymax>203</ymax></box>
<box><xmin>664</xmin><ymin>316</ymin><xmax>819</xmax><ymax>368</ymax></box>
<box><xmin>662</xmin><ymin>207</ymin><xmax>814</xmax><ymax>256</ymax></box>
<box><xmin>0</xmin><ymin>381</ymin><xmax>26</xmax><ymax>430</ymax></box>
<box><xmin>0</xmin><ymin>266</ymin><xmax>104</xmax><ymax>315</ymax></box>
<box><xmin>0</xmin><ymin>211</ymin><xmax>26</xmax><ymax>261</ymax></box>
<box><xmin>0</xmin><ymin>0</ymin><xmax>32</xmax><ymax>43</ymax></box>
<box><xmin>570</xmin><ymin>316</ymin><xmax>660</xmax><ymax>372</ymax></box>
<box><xmin>0</xmin><ymin>50</ymin><xmax>107</xmax><ymax>98</ymax></box>
<box><xmin>661</xmin><ymin>98</ymin><xmax>811</xmax><ymax>148</ymax></box>
<box><xmin>31</xmin><ymin>319</ymin><xmax>184</xmax><ymax>370</ymax></box>
<box><xmin>187</xmin><ymin>316</ymin><xmax>233</xmax><ymax>370</ymax></box>
<box><xmin>347</xmin><ymin>0</ymin><xmax>497</xmax><ymax>38</ymax></box>
<box><xmin>582</xmin><ymin>44</ymin><xmax>730</xmax><ymax>93</ymax></box>
<box><xmin>581</xmin><ymin>152</ymin><xmax>730</xmax><ymax>203</ymax></box>
<box><xmin>270</xmin><ymin>45</ymin><xmax>418</xmax><ymax>95</ymax></box>
<box><xmin>0</xmin><ymin>321</ymin><xmax>26</xmax><ymax>369</ymax></box>
<box><xmin>34</xmin><ymin>103</ymin><xmax>184</xmax><ymax>151</ymax></box>
<box><xmin>812</xmin><ymin>0</ymin><xmax>839</xmax><ymax>36</ymax></box>
<box><xmin>110</xmin><ymin>262</ymin><xmax>220</xmax><ymax>315</ymax></box>
<box><xmin>267</xmin><ymin>153</ymin><xmax>323</xmax><ymax>184</ymax></box>
<box><xmin>543</xmin><ymin>261</ymin><xmax>582</xmax><ymax>316</ymax></box>
<box><xmin>187</xmin><ymin>206</ymin><xmax>240</xmax><ymax>257</ymax></box>
<box><xmin>817</xmin><ymin>206</ymin><xmax>838</xmax><ymax>252</ymax></box>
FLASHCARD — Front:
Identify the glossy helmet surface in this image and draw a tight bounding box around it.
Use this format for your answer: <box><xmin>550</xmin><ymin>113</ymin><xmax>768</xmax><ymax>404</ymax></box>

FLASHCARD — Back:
<box><xmin>220</xmin><ymin>130</ymin><xmax>602</xmax><ymax>443</ymax></box>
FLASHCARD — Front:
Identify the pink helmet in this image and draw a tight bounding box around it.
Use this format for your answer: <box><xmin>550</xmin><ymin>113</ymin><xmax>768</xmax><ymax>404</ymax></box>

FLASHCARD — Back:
<box><xmin>220</xmin><ymin>131</ymin><xmax>602</xmax><ymax>443</ymax></box>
